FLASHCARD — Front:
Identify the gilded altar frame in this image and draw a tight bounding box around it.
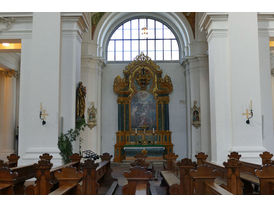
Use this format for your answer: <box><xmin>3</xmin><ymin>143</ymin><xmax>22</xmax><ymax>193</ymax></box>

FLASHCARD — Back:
<box><xmin>113</xmin><ymin>53</ymin><xmax>174</xmax><ymax>162</ymax></box>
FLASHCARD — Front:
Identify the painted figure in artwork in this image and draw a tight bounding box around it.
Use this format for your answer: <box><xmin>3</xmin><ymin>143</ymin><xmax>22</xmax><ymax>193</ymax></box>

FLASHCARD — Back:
<box><xmin>131</xmin><ymin>91</ymin><xmax>156</xmax><ymax>130</ymax></box>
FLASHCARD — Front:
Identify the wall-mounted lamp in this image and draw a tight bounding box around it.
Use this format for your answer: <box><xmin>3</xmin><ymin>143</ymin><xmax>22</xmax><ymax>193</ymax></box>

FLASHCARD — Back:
<box><xmin>39</xmin><ymin>103</ymin><xmax>48</xmax><ymax>126</ymax></box>
<box><xmin>242</xmin><ymin>100</ymin><xmax>253</xmax><ymax>124</ymax></box>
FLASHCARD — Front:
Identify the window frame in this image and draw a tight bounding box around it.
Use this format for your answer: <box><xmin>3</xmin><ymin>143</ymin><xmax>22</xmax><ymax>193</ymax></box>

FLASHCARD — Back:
<box><xmin>106</xmin><ymin>16</ymin><xmax>181</xmax><ymax>63</ymax></box>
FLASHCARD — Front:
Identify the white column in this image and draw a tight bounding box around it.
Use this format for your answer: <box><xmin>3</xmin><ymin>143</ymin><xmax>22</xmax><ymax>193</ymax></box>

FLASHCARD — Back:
<box><xmin>183</xmin><ymin>56</ymin><xmax>210</xmax><ymax>160</ymax></box>
<box><xmin>81</xmin><ymin>57</ymin><xmax>104</xmax><ymax>154</ymax></box>
<box><xmin>228</xmin><ymin>13</ymin><xmax>265</xmax><ymax>163</ymax></box>
<box><xmin>0</xmin><ymin>72</ymin><xmax>16</xmax><ymax>161</ymax></box>
<box><xmin>200</xmin><ymin>13</ymin><xmax>266</xmax><ymax>164</ymax></box>
<box><xmin>59</xmin><ymin>13</ymin><xmax>88</xmax><ymax>153</ymax></box>
<box><xmin>18</xmin><ymin>13</ymin><xmax>62</xmax><ymax>166</ymax></box>
<box><xmin>258</xmin><ymin>30</ymin><xmax>274</xmax><ymax>153</ymax></box>
<box><xmin>200</xmin><ymin>13</ymin><xmax>232</xmax><ymax>164</ymax></box>
<box><xmin>198</xmin><ymin>57</ymin><xmax>211</xmax><ymax>159</ymax></box>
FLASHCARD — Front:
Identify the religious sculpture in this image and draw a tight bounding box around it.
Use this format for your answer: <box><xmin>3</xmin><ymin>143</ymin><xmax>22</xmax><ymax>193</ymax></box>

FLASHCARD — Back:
<box><xmin>87</xmin><ymin>102</ymin><xmax>97</xmax><ymax>129</ymax></box>
<box><xmin>76</xmin><ymin>82</ymin><xmax>86</xmax><ymax>120</ymax></box>
<box><xmin>191</xmin><ymin>101</ymin><xmax>201</xmax><ymax>128</ymax></box>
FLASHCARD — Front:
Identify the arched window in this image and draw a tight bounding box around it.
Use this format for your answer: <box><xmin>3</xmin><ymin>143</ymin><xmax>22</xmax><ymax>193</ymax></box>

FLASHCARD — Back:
<box><xmin>107</xmin><ymin>18</ymin><xmax>179</xmax><ymax>62</ymax></box>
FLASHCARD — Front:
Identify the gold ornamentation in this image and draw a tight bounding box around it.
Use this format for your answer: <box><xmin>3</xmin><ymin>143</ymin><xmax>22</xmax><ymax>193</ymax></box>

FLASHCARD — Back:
<box><xmin>113</xmin><ymin>53</ymin><xmax>174</xmax><ymax>162</ymax></box>
<box><xmin>135</xmin><ymin>67</ymin><xmax>152</xmax><ymax>90</ymax></box>
<box><xmin>76</xmin><ymin>82</ymin><xmax>86</xmax><ymax>120</ymax></box>
<box><xmin>0</xmin><ymin>69</ymin><xmax>18</xmax><ymax>78</ymax></box>
<box><xmin>191</xmin><ymin>101</ymin><xmax>201</xmax><ymax>128</ymax></box>
<box><xmin>87</xmin><ymin>102</ymin><xmax>97</xmax><ymax>129</ymax></box>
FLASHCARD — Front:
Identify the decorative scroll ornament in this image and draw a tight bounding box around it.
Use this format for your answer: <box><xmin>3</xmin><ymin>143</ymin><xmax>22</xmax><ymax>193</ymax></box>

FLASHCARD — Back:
<box><xmin>0</xmin><ymin>69</ymin><xmax>18</xmax><ymax>78</ymax></box>
<box><xmin>76</xmin><ymin>82</ymin><xmax>86</xmax><ymax>120</ymax></box>
<box><xmin>136</xmin><ymin>67</ymin><xmax>152</xmax><ymax>90</ymax></box>
<box><xmin>87</xmin><ymin>102</ymin><xmax>97</xmax><ymax>129</ymax></box>
<box><xmin>113</xmin><ymin>53</ymin><xmax>173</xmax><ymax>98</ymax></box>
<box><xmin>191</xmin><ymin>100</ymin><xmax>201</xmax><ymax>128</ymax></box>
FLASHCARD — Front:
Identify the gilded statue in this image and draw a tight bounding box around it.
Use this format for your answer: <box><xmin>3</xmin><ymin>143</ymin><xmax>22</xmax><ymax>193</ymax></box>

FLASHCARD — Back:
<box><xmin>76</xmin><ymin>82</ymin><xmax>86</xmax><ymax>120</ymax></box>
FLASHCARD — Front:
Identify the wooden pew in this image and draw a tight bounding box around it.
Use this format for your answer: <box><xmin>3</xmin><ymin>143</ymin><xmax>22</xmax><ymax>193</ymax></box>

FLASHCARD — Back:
<box><xmin>80</xmin><ymin>153</ymin><xmax>114</xmax><ymax>195</ymax></box>
<box><xmin>0</xmin><ymin>159</ymin><xmax>35</xmax><ymax>195</ymax></box>
<box><xmin>49</xmin><ymin>167</ymin><xmax>83</xmax><ymax>195</ymax></box>
<box><xmin>160</xmin><ymin>170</ymin><xmax>180</xmax><ymax>194</ymax></box>
<box><xmin>190</xmin><ymin>164</ymin><xmax>233</xmax><ymax>195</ymax></box>
<box><xmin>25</xmin><ymin>153</ymin><xmax>82</xmax><ymax>195</ymax></box>
<box><xmin>164</xmin><ymin>153</ymin><xmax>179</xmax><ymax>175</ymax></box>
<box><xmin>255</xmin><ymin>152</ymin><xmax>274</xmax><ymax>195</ymax></box>
<box><xmin>168</xmin><ymin>158</ymin><xmax>196</xmax><ymax>195</ymax></box>
<box><xmin>6</xmin><ymin>154</ymin><xmax>20</xmax><ymax>168</ymax></box>
<box><xmin>122</xmin><ymin>166</ymin><xmax>153</xmax><ymax>195</ymax></box>
<box><xmin>195</xmin><ymin>152</ymin><xmax>243</xmax><ymax>195</ymax></box>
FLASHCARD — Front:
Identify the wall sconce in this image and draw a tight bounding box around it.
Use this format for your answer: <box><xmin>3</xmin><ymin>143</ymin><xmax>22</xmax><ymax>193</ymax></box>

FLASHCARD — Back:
<box><xmin>39</xmin><ymin>103</ymin><xmax>48</xmax><ymax>126</ymax></box>
<box><xmin>242</xmin><ymin>100</ymin><xmax>253</xmax><ymax>124</ymax></box>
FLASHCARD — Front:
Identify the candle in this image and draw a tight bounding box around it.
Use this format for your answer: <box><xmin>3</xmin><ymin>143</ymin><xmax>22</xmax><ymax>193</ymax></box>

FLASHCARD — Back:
<box><xmin>135</xmin><ymin>128</ymin><xmax>137</xmax><ymax>134</ymax></box>
<box><xmin>153</xmin><ymin>128</ymin><xmax>155</xmax><ymax>133</ymax></box>
<box><xmin>250</xmin><ymin>100</ymin><xmax>252</xmax><ymax>110</ymax></box>
<box><xmin>144</xmin><ymin>129</ymin><xmax>145</xmax><ymax>134</ymax></box>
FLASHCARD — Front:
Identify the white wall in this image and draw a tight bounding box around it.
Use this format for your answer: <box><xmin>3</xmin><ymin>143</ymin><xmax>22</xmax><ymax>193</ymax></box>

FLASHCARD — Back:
<box><xmin>101</xmin><ymin>62</ymin><xmax>187</xmax><ymax>159</ymax></box>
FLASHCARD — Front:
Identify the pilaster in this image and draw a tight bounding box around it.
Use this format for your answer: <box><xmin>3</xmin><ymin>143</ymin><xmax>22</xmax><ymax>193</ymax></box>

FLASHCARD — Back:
<box><xmin>81</xmin><ymin>55</ymin><xmax>105</xmax><ymax>154</ymax></box>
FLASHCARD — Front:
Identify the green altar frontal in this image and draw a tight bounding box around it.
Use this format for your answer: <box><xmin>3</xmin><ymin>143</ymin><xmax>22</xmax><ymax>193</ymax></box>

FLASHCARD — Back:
<box><xmin>123</xmin><ymin>145</ymin><xmax>165</xmax><ymax>160</ymax></box>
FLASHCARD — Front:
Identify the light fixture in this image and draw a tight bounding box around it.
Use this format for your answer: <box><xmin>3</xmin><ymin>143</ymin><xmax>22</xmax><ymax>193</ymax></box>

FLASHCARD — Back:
<box><xmin>2</xmin><ymin>43</ymin><xmax>10</xmax><ymax>47</ymax></box>
<box><xmin>141</xmin><ymin>27</ymin><xmax>148</xmax><ymax>39</ymax></box>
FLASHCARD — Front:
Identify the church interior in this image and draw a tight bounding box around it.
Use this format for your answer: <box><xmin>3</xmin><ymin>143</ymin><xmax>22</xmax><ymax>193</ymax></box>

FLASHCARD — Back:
<box><xmin>1</xmin><ymin>11</ymin><xmax>274</xmax><ymax>196</ymax></box>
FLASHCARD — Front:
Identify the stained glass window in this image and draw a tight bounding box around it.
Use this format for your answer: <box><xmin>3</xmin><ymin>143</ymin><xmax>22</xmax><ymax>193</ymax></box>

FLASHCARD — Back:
<box><xmin>107</xmin><ymin>18</ymin><xmax>179</xmax><ymax>62</ymax></box>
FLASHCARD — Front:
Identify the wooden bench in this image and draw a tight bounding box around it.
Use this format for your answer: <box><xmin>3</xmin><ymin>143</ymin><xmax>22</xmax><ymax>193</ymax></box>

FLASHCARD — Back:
<box><xmin>122</xmin><ymin>166</ymin><xmax>153</xmax><ymax>195</ymax></box>
<box><xmin>160</xmin><ymin>170</ymin><xmax>180</xmax><ymax>194</ymax></box>
<box><xmin>255</xmin><ymin>162</ymin><xmax>274</xmax><ymax>194</ymax></box>
<box><xmin>0</xmin><ymin>183</ymin><xmax>13</xmax><ymax>195</ymax></box>
<box><xmin>49</xmin><ymin>167</ymin><xmax>82</xmax><ymax>195</ymax></box>
<box><xmin>190</xmin><ymin>164</ymin><xmax>233</xmax><ymax>195</ymax></box>
<box><xmin>0</xmin><ymin>162</ymin><xmax>35</xmax><ymax>195</ymax></box>
<box><xmin>25</xmin><ymin>153</ymin><xmax>82</xmax><ymax>195</ymax></box>
<box><xmin>163</xmin><ymin>153</ymin><xmax>179</xmax><ymax>175</ymax></box>
<box><xmin>195</xmin><ymin>152</ymin><xmax>243</xmax><ymax>195</ymax></box>
<box><xmin>168</xmin><ymin>158</ymin><xmax>197</xmax><ymax>195</ymax></box>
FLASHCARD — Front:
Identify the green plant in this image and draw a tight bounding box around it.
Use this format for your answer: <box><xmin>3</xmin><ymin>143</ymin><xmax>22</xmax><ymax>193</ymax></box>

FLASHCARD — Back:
<box><xmin>58</xmin><ymin>118</ymin><xmax>87</xmax><ymax>164</ymax></box>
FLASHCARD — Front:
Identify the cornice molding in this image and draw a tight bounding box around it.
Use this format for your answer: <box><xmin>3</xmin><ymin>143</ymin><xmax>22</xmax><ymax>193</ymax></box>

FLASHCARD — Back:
<box><xmin>199</xmin><ymin>13</ymin><xmax>228</xmax><ymax>42</ymax></box>
<box><xmin>61</xmin><ymin>12</ymin><xmax>89</xmax><ymax>33</ymax></box>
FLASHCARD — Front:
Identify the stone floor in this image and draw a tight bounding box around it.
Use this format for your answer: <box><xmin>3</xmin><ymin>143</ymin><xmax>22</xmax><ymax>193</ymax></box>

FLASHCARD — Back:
<box><xmin>98</xmin><ymin>161</ymin><xmax>167</xmax><ymax>195</ymax></box>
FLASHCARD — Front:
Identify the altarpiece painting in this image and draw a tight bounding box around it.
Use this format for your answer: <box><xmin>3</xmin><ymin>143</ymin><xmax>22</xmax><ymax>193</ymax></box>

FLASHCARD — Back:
<box><xmin>113</xmin><ymin>53</ymin><xmax>173</xmax><ymax>162</ymax></box>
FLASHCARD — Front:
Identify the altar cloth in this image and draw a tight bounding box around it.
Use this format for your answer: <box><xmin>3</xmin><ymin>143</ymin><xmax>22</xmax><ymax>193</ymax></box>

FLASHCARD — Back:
<box><xmin>123</xmin><ymin>146</ymin><xmax>165</xmax><ymax>160</ymax></box>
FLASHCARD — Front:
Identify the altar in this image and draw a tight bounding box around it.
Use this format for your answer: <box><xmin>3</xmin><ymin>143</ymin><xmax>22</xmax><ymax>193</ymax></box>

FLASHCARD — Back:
<box><xmin>113</xmin><ymin>54</ymin><xmax>174</xmax><ymax>162</ymax></box>
<box><xmin>123</xmin><ymin>145</ymin><xmax>165</xmax><ymax>160</ymax></box>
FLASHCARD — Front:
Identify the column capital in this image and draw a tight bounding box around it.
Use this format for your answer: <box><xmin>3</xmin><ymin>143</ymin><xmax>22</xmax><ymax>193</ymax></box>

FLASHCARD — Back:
<box><xmin>199</xmin><ymin>12</ymin><xmax>228</xmax><ymax>42</ymax></box>
<box><xmin>258</xmin><ymin>13</ymin><xmax>274</xmax><ymax>36</ymax></box>
<box><xmin>81</xmin><ymin>55</ymin><xmax>105</xmax><ymax>70</ymax></box>
<box><xmin>182</xmin><ymin>55</ymin><xmax>208</xmax><ymax>73</ymax></box>
<box><xmin>61</xmin><ymin>12</ymin><xmax>89</xmax><ymax>39</ymax></box>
